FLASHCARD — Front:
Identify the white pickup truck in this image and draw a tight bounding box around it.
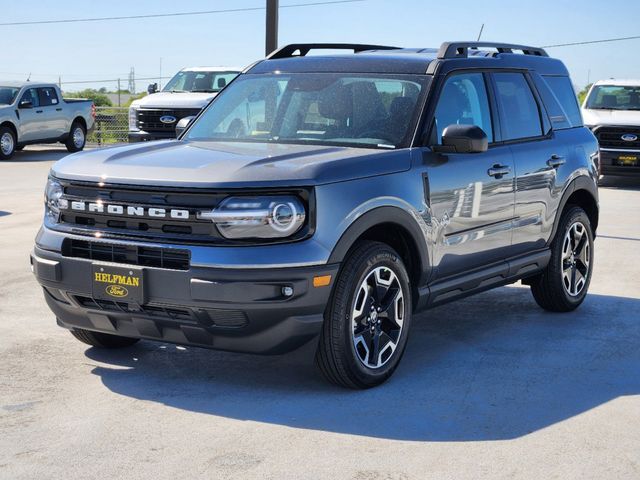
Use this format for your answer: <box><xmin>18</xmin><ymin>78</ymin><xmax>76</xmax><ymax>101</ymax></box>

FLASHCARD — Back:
<box><xmin>0</xmin><ymin>82</ymin><xmax>95</xmax><ymax>160</ymax></box>
<box><xmin>128</xmin><ymin>66</ymin><xmax>240</xmax><ymax>142</ymax></box>
<box><xmin>582</xmin><ymin>79</ymin><xmax>640</xmax><ymax>177</ymax></box>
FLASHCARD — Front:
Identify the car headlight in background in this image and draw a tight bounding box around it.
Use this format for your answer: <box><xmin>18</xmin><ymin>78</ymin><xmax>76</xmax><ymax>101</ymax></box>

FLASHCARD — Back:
<box><xmin>44</xmin><ymin>177</ymin><xmax>67</xmax><ymax>223</ymax></box>
<box><xmin>128</xmin><ymin>106</ymin><xmax>139</xmax><ymax>131</ymax></box>
<box><xmin>198</xmin><ymin>196</ymin><xmax>306</xmax><ymax>239</ymax></box>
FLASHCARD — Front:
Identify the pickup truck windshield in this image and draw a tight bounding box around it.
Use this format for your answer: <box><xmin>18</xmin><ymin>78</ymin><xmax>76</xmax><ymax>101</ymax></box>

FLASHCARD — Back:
<box><xmin>586</xmin><ymin>85</ymin><xmax>640</xmax><ymax>110</ymax></box>
<box><xmin>163</xmin><ymin>71</ymin><xmax>239</xmax><ymax>93</ymax></box>
<box><xmin>0</xmin><ymin>87</ymin><xmax>20</xmax><ymax>105</ymax></box>
<box><xmin>185</xmin><ymin>73</ymin><xmax>425</xmax><ymax>149</ymax></box>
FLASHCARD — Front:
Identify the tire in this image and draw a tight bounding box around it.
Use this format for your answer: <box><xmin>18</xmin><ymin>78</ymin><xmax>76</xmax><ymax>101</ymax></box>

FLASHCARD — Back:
<box><xmin>65</xmin><ymin>121</ymin><xmax>86</xmax><ymax>153</ymax></box>
<box><xmin>70</xmin><ymin>328</ymin><xmax>139</xmax><ymax>348</ymax></box>
<box><xmin>15</xmin><ymin>145</ymin><xmax>24</xmax><ymax>151</ymax></box>
<box><xmin>0</xmin><ymin>126</ymin><xmax>16</xmax><ymax>160</ymax></box>
<box><xmin>315</xmin><ymin>241</ymin><xmax>412</xmax><ymax>389</ymax></box>
<box><xmin>530</xmin><ymin>206</ymin><xmax>594</xmax><ymax>312</ymax></box>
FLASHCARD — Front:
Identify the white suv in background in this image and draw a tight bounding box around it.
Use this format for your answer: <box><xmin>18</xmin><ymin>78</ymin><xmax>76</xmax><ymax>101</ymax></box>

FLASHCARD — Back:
<box><xmin>128</xmin><ymin>66</ymin><xmax>241</xmax><ymax>142</ymax></box>
<box><xmin>582</xmin><ymin>79</ymin><xmax>640</xmax><ymax>177</ymax></box>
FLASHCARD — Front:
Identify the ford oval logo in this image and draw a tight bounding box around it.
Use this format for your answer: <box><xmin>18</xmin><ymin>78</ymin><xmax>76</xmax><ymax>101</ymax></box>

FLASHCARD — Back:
<box><xmin>621</xmin><ymin>134</ymin><xmax>638</xmax><ymax>142</ymax></box>
<box><xmin>159</xmin><ymin>115</ymin><xmax>177</xmax><ymax>124</ymax></box>
<box><xmin>106</xmin><ymin>285</ymin><xmax>128</xmax><ymax>298</ymax></box>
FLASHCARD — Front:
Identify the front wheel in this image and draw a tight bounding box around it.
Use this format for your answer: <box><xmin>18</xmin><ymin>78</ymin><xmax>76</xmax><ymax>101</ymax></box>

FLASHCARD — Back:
<box><xmin>0</xmin><ymin>126</ymin><xmax>16</xmax><ymax>160</ymax></box>
<box><xmin>530</xmin><ymin>206</ymin><xmax>594</xmax><ymax>312</ymax></box>
<box><xmin>65</xmin><ymin>121</ymin><xmax>86</xmax><ymax>153</ymax></box>
<box><xmin>315</xmin><ymin>241</ymin><xmax>412</xmax><ymax>389</ymax></box>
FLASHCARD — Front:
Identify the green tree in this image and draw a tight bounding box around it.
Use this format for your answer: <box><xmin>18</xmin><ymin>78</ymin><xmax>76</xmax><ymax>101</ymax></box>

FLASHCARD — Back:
<box><xmin>577</xmin><ymin>84</ymin><xmax>593</xmax><ymax>107</ymax></box>
<box><xmin>64</xmin><ymin>88</ymin><xmax>112</xmax><ymax>107</ymax></box>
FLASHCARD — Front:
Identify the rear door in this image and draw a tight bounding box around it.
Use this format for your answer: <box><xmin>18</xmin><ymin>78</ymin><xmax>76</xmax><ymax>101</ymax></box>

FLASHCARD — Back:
<box><xmin>490</xmin><ymin>72</ymin><xmax>564</xmax><ymax>253</ymax></box>
<box><xmin>423</xmin><ymin>71</ymin><xmax>516</xmax><ymax>278</ymax></box>
<box><xmin>37</xmin><ymin>87</ymin><xmax>67</xmax><ymax>138</ymax></box>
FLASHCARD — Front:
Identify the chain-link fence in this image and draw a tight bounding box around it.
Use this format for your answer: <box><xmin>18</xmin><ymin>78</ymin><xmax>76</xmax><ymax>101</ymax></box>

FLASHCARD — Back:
<box><xmin>87</xmin><ymin>106</ymin><xmax>129</xmax><ymax>146</ymax></box>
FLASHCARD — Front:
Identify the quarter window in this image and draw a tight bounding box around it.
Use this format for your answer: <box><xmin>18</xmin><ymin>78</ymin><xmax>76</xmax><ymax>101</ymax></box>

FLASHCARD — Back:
<box><xmin>431</xmin><ymin>73</ymin><xmax>493</xmax><ymax>144</ymax></box>
<box><xmin>493</xmin><ymin>73</ymin><xmax>543</xmax><ymax>140</ymax></box>
<box><xmin>544</xmin><ymin>76</ymin><xmax>583</xmax><ymax>127</ymax></box>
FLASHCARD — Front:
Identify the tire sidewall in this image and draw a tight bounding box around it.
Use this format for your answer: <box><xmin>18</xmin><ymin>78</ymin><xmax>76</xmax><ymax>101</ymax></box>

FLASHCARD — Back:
<box><xmin>337</xmin><ymin>247</ymin><xmax>412</xmax><ymax>386</ymax></box>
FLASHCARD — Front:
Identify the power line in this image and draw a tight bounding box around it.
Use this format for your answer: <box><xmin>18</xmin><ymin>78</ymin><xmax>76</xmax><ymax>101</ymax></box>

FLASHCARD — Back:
<box><xmin>543</xmin><ymin>35</ymin><xmax>640</xmax><ymax>48</ymax></box>
<box><xmin>0</xmin><ymin>0</ymin><xmax>366</xmax><ymax>27</ymax></box>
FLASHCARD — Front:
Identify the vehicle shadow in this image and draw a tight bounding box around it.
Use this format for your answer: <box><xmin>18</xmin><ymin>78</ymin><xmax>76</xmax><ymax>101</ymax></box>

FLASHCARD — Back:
<box><xmin>10</xmin><ymin>148</ymin><xmax>71</xmax><ymax>163</ymax></box>
<box><xmin>85</xmin><ymin>286</ymin><xmax>640</xmax><ymax>441</ymax></box>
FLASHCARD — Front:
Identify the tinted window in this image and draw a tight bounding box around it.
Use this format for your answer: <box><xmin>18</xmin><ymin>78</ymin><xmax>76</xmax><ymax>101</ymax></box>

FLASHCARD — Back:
<box><xmin>432</xmin><ymin>73</ymin><xmax>493</xmax><ymax>144</ymax></box>
<box><xmin>585</xmin><ymin>84</ymin><xmax>640</xmax><ymax>111</ymax></box>
<box><xmin>163</xmin><ymin>71</ymin><xmax>239</xmax><ymax>93</ymax></box>
<box><xmin>544</xmin><ymin>76</ymin><xmax>582</xmax><ymax>126</ymax></box>
<box><xmin>20</xmin><ymin>88</ymin><xmax>39</xmax><ymax>107</ymax></box>
<box><xmin>494</xmin><ymin>73</ymin><xmax>543</xmax><ymax>140</ymax></box>
<box><xmin>38</xmin><ymin>87</ymin><xmax>59</xmax><ymax>106</ymax></box>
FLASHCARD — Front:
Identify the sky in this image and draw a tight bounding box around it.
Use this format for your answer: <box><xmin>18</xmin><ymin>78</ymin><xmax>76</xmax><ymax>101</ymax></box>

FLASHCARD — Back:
<box><xmin>2</xmin><ymin>0</ymin><xmax>639</xmax><ymax>92</ymax></box>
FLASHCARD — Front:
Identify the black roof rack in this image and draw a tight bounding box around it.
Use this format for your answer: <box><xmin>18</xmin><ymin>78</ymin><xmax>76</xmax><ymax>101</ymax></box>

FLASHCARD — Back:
<box><xmin>437</xmin><ymin>41</ymin><xmax>548</xmax><ymax>59</ymax></box>
<box><xmin>267</xmin><ymin>43</ymin><xmax>399</xmax><ymax>60</ymax></box>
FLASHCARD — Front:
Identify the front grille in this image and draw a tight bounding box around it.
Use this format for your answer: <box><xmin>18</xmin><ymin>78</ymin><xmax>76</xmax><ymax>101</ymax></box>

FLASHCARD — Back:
<box><xmin>595</xmin><ymin>126</ymin><xmax>640</xmax><ymax>149</ymax></box>
<box><xmin>73</xmin><ymin>295</ymin><xmax>248</xmax><ymax>328</ymax></box>
<box><xmin>63</xmin><ymin>239</ymin><xmax>190</xmax><ymax>270</ymax></box>
<box><xmin>136</xmin><ymin>108</ymin><xmax>201</xmax><ymax>134</ymax></box>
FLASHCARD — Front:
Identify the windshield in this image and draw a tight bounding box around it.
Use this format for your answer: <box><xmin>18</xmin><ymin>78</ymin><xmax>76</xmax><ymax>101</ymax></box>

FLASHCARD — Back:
<box><xmin>163</xmin><ymin>70</ymin><xmax>239</xmax><ymax>93</ymax></box>
<box><xmin>585</xmin><ymin>85</ymin><xmax>640</xmax><ymax>110</ymax></box>
<box><xmin>185</xmin><ymin>73</ymin><xmax>425</xmax><ymax>149</ymax></box>
<box><xmin>0</xmin><ymin>87</ymin><xmax>20</xmax><ymax>105</ymax></box>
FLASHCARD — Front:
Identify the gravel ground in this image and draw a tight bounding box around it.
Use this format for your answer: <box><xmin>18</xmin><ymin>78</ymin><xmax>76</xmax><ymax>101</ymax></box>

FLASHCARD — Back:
<box><xmin>1</xmin><ymin>146</ymin><xmax>639</xmax><ymax>480</ymax></box>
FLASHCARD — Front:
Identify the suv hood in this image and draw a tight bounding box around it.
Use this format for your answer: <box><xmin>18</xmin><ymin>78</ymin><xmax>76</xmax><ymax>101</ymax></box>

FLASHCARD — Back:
<box><xmin>582</xmin><ymin>108</ymin><xmax>640</xmax><ymax>127</ymax></box>
<box><xmin>51</xmin><ymin>141</ymin><xmax>410</xmax><ymax>188</ymax></box>
<box><xmin>132</xmin><ymin>91</ymin><xmax>217</xmax><ymax>109</ymax></box>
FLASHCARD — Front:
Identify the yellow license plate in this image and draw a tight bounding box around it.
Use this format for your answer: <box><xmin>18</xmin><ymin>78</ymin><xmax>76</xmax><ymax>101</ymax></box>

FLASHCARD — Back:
<box><xmin>618</xmin><ymin>155</ymin><xmax>638</xmax><ymax>165</ymax></box>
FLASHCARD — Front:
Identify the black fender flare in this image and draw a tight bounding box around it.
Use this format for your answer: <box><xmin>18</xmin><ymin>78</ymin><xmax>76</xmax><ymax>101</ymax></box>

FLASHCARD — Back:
<box><xmin>548</xmin><ymin>175</ymin><xmax>599</xmax><ymax>245</ymax></box>
<box><xmin>327</xmin><ymin>206</ymin><xmax>431</xmax><ymax>284</ymax></box>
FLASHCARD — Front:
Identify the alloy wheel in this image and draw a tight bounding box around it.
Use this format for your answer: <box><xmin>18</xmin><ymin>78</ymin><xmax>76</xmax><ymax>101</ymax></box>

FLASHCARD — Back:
<box><xmin>351</xmin><ymin>266</ymin><xmax>405</xmax><ymax>369</ymax></box>
<box><xmin>561</xmin><ymin>221</ymin><xmax>591</xmax><ymax>297</ymax></box>
<box><xmin>1</xmin><ymin>132</ymin><xmax>14</xmax><ymax>156</ymax></box>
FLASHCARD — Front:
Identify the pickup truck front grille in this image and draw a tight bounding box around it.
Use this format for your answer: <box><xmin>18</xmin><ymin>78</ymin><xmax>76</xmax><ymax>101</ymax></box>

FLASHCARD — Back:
<box><xmin>62</xmin><ymin>239</ymin><xmax>191</xmax><ymax>270</ymax></box>
<box><xmin>136</xmin><ymin>108</ymin><xmax>202</xmax><ymax>135</ymax></box>
<box><xmin>595</xmin><ymin>126</ymin><xmax>640</xmax><ymax>149</ymax></box>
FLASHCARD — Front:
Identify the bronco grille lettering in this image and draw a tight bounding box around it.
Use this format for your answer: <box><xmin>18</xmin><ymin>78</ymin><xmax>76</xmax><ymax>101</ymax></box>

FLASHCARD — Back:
<box><xmin>65</xmin><ymin>201</ymin><xmax>191</xmax><ymax>220</ymax></box>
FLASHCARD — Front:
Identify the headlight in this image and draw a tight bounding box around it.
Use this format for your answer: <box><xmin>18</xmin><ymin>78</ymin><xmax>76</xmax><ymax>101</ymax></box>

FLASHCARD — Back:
<box><xmin>198</xmin><ymin>196</ymin><xmax>306</xmax><ymax>239</ymax></box>
<box><xmin>44</xmin><ymin>177</ymin><xmax>67</xmax><ymax>223</ymax></box>
<box><xmin>128</xmin><ymin>106</ymin><xmax>139</xmax><ymax>131</ymax></box>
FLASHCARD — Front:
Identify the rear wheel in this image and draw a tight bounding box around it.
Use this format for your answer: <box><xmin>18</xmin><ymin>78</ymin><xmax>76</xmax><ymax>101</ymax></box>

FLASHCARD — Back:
<box><xmin>65</xmin><ymin>121</ymin><xmax>86</xmax><ymax>153</ymax></box>
<box><xmin>70</xmin><ymin>328</ymin><xmax>139</xmax><ymax>348</ymax></box>
<box><xmin>0</xmin><ymin>126</ymin><xmax>16</xmax><ymax>160</ymax></box>
<box><xmin>530</xmin><ymin>206</ymin><xmax>594</xmax><ymax>312</ymax></box>
<box><xmin>315</xmin><ymin>241</ymin><xmax>412</xmax><ymax>389</ymax></box>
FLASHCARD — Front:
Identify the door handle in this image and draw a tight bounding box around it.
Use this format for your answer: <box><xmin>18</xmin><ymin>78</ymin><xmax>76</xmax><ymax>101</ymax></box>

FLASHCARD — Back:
<box><xmin>55</xmin><ymin>108</ymin><xmax>62</xmax><ymax>111</ymax></box>
<box><xmin>35</xmin><ymin>110</ymin><xmax>43</xmax><ymax>114</ymax></box>
<box><xmin>487</xmin><ymin>164</ymin><xmax>511</xmax><ymax>178</ymax></box>
<box><xmin>547</xmin><ymin>155</ymin><xmax>566</xmax><ymax>169</ymax></box>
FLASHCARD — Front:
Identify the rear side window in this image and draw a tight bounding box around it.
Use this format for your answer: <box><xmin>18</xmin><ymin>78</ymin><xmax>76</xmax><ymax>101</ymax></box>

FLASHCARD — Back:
<box><xmin>38</xmin><ymin>87</ymin><xmax>59</xmax><ymax>106</ymax></box>
<box><xmin>493</xmin><ymin>73</ymin><xmax>543</xmax><ymax>141</ymax></box>
<box><xmin>431</xmin><ymin>73</ymin><xmax>493</xmax><ymax>144</ymax></box>
<box><xmin>544</xmin><ymin>76</ymin><xmax>583</xmax><ymax>127</ymax></box>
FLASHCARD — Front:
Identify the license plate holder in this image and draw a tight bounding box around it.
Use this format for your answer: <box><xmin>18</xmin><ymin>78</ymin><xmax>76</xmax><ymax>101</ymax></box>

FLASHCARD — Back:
<box><xmin>92</xmin><ymin>264</ymin><xmax>144</xmax><ymax>304</ymax></box>
<box><xmin>618</xmin><ymin>155</ymin><xmax>638</xmax><ymax>166</ymax></box>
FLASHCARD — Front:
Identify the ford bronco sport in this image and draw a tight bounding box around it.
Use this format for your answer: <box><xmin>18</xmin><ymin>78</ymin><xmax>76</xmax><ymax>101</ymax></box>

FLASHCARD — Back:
<box><xmin>32</xmin><ymin>42</ymin><xmax>599</xmax><ymax>388</ymax></box>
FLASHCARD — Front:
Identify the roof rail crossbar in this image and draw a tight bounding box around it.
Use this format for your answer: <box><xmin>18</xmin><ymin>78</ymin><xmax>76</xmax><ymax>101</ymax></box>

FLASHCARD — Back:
<box><xmin>437</xmin><ymin>42</ymin><xmax>548</xmax><ymax>59</ymax></box>
<box><xmin>267</xmin><ymin>43</ymin><xmax>399</xmax><ymax>60</ymax></box>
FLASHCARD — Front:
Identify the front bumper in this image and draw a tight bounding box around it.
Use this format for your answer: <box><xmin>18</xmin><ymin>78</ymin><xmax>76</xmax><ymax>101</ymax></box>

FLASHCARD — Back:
<box><xmin>598</xmin><ymin>148</ymin><xmax>640</xmax><ymax>177</ymax></box>
<box><xmin>128</xmin><ymin>130</ymin><xmax>176</xmax><ymax>143</ymax></box>
<box><xmin>31</xmin><ymin>245</ymin><xmax>338</xmax><ymax>354</ymax></box>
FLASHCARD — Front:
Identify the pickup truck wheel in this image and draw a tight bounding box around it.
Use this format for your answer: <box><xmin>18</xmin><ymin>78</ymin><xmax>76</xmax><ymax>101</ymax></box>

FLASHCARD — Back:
<box><xmin>70</xmin><ymin>328</ymin><xmax>139</xmax><ymax>348</ymax></box>
<box><xmin>315</xmin><ymin>241</ymin><xmax>412</xmax><ymax>389</ymax></box>
<box><xmin>530</xmin><ymin>206</ymin><xmax>594</xmax><ymax>312</ymax></box>
<box><xmin>65</xmin><ymin>122</ymin><xmax>86</xmax><ymax>152</ymax></box>
<box><xmin>0</xmin><ymin>127</ymin><xmax>16</xmax><ymax>160</ymax></box>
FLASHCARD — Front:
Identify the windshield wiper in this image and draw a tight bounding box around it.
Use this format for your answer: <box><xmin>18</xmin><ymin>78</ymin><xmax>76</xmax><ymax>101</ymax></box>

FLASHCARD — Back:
<box><xmin>191</xmin><ymin>89</ymin><xmax>218</xmax><ymax>93</ymax></box>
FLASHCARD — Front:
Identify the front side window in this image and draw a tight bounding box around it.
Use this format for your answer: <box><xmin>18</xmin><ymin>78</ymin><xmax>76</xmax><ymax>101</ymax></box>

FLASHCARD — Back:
<box><xmin>185</xmin><ymin>73</ymin><xmax>426</xmax><ymax>149</ymax></box>
<box><xmin>494</xmin><ymin>73</ymin><xmax>543</xmax><ymax>141</ymax></box>
<box><xmin>20</xmin><ymin>88</ymin><xmax>39</xmax><ymax>107</ymax></box>
<box><xmin>431</xmin><ymin>73</ymin><xmax>493</xmax><ymax>144</ymax></box>
<box><xmin>0</xmin><ymin>87</ymin><xmax>20</xmax><ymax>105</ymax></box>
<box><xmin>163</xmin><ymin>71</ymin><xmax>239</xmax><ymax>93</ymax></box>
<box><xmin>38</xmin><ymin>87</ymin><xmax>59</xmax><ymax>106</ymax></box>
<box><xmin>585</xmin><ymin>84</ymin><xmax>640</xmax><ymax>111</ymax></box>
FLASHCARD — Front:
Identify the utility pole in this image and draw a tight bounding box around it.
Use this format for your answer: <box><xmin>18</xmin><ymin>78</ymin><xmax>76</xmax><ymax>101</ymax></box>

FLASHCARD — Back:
<box><xmin>117</xmin><ymin>78</ymin><xmax>121</xmax><ymax>107</ymax></box>
<box><xmin>266</xmin><ymin>0</ymin><xmax>278</xmax><ymax>56</ymax></box>
<box><xmin>58</xmin><ymin>76</ymin><xmax>62</xmax><ymax>90</ymax></box>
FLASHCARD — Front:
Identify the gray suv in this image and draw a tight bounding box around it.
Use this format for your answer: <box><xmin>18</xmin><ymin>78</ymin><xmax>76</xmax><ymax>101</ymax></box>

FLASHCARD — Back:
<box><xmin>32</xmin><ymin>42</ymin><xmax>599</xmax><ymax>388</ymax></box>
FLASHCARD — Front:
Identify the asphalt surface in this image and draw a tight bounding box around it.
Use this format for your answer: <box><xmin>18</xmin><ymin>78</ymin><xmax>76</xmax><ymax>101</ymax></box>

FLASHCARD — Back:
<box><xmin>1</xmin><ymin>146</ymin><xmax>639</xmax><ymax>479</ymax></box>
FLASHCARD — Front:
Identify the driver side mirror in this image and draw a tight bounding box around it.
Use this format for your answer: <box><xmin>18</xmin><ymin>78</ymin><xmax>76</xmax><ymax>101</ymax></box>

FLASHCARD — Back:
<box><xmin>19</xmin><ymin>99</ymin><xmax>33</xmax><ymax>109</ymax></box>
<box><xmin>147</xmin><ymin>83</ymin><xmax>158</xmax><ymax>94</ymax></box>
<box><xmin>176</xmin><ymin>116</ymin><xmax>195</xmax><ymax>138</ymax></box>
<box><xmin>432</xmin><ymin>124</ymin><xmax>488</xmax><ymax>154</ymax></box>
